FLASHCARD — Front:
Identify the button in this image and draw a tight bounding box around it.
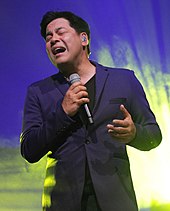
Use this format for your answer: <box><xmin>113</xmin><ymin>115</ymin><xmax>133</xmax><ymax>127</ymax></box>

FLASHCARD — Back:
<box><xmin>85</xmin><ymin>140</ymin><xmax>90</xmax><ymax>144</ymax></box>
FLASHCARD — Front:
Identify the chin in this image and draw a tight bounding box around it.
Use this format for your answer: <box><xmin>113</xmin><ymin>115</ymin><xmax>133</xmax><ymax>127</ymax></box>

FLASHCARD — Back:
<box><xmin>54</xmin><ymin>55</ymin><xmax>70</xmax><ymax>63</ymax></box>
<box><xmin>52</xmin><ymin>58</ymin><xmax>65</xmax><ymax>66</ymax></box>
<box><xmin>57</xmin><ymin>59</ymin><xmax>74</xmax><ymax>67</ymax></box>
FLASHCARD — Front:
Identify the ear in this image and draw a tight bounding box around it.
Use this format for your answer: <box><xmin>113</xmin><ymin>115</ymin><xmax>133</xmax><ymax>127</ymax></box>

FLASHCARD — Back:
<box><xmin>80</xmin><ymin>32</ymin><xmax>88</xmax><ymax>46</ymax></box>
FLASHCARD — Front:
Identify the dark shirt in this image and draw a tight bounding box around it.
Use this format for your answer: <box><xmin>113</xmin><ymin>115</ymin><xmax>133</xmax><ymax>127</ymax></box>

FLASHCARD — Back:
<box><xmin>85</xmin><ymin>74</ymin><xmax>96</xmax><ymax>112</ymax></box>
<box><xmin>83</xmin><ymin>75</ymin><xmax>96</xmax><ymax>192</ymax></box>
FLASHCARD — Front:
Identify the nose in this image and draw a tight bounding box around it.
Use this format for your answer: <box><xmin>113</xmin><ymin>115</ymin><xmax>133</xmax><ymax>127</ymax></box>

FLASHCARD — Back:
<box><xmin>50</xmin><ymin>35</ymin><xmax>60</xmax><ymax>46</ymax></box>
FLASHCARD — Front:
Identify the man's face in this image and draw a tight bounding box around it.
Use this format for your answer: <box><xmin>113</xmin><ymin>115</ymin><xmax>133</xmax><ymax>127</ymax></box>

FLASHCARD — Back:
<box><xmin>45</xmin><ymin>18</ymin><xmax>86</xmax><ymax>67</ymax></box>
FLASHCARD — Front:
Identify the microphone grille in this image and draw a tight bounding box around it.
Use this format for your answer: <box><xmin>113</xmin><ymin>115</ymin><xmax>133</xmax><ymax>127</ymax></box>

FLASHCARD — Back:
<box><xmin>69</xmin><ymin>73</ymin><xmax>80</xmax><ymax>84</ymax></box>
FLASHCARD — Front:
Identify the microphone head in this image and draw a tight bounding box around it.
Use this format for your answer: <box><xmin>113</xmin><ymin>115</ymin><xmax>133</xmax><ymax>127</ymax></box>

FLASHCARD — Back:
<box><xmin>69</xmin><ymin>73</ymin><xmax>80</xmax><ymax>84</ymax></box>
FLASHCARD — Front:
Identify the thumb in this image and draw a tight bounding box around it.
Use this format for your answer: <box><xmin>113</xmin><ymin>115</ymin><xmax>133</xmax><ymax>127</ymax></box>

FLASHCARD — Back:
<box><xmin>120</xmin><ymin>104</ymin><xmax>129</xmax><ymax>118</ymax></box>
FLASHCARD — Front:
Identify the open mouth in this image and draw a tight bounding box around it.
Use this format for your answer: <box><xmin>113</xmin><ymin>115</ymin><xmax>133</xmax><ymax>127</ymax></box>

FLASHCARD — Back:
<box><xmin>52</xmin><ymin>47</ymin><xmax>66</xmax><ymax>55</ymax></box>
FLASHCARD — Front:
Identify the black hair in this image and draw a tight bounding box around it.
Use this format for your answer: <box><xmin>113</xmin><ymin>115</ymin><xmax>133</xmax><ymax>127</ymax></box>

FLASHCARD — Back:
<box><xmin>40</xmin><ymin>11</ymin><xmax>90</xmax><ymax>54</ymax></box>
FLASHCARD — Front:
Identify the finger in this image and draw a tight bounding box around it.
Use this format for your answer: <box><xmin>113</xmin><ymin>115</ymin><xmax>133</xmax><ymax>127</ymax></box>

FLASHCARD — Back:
<box><xmin>112</xmin><ymin>126</ymin><xmax>128</xmax><ymax>134</ymax></box>
<box><xmin>70</xmin><ymin>81</ymin><xmax>82</xmax><ymax>90</ymax></box>
<box><xmin>112</xmin><ymin>119</ymin><xmax>128</xmax><ymax>128</ymax></box>
<box><xmin>107</xmin><ymin>124</ymin><xmax>115</xmax><ymax>134</ymax></box>
<box><xmin>106</xmin><ymin>124</ymin><xmax>121</xmax><ymax>135</ymax></box>
<box><xmin>73</xmin><ymin>85</ymin><xmax>88</xmax><ymax>95</ymax></box>
<box><xmin>77</xmin><ymin>97</ymin><xmax>90</xmax><ymax>106</ymax></box>
<box><xmin>69</xmin><ymin>82</ymin><xmax>86</xmax><ymax>92</ymax></box>
<box><xmin>107</xmin><ymin>123</ymin><xmax>129</xmax><ymax>135</ymax></box>
<box><xmin>120</xmin><ymin>104</ymin><xmax>130</xmax><ymax>118</ymax></box>
<box><xmin>74</xmin><ymin>90</ymin><xmax>88</xmax><ymax>99</ymax></box>
<box><xmin>107</xmin><ymin>128</ymin><xmax>130</xmax><ymax>142</ymax></box>
<box><xmin>106</xmin><ymin>124</ymin><xmax>114</xmax><ymax>130</ymax></box>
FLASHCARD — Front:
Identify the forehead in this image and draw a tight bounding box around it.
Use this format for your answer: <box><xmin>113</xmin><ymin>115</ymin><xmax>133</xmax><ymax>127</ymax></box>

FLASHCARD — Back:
<box><xmin>46</xmin><ymin>18</ymin><xmax>73</xmax><ymax>32</ymax></box>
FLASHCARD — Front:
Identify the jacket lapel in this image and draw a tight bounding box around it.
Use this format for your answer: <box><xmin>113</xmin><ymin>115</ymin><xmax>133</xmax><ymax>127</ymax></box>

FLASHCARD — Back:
<box><xmin>93</xmin><ymin>63</ymin><xmax>109</xmax><ymax>114</ymax></box>
<box><xmin>52</xmin><ymin>72</ymin><xmax>69</xmax><ymax>96</ymax></box>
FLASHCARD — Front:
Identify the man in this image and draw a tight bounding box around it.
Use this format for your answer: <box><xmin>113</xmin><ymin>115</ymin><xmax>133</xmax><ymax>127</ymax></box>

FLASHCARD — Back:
<box><xmin>20</xmin><ymin>11</ymin><xmax>162</xmax><ymax>211</ymax></box>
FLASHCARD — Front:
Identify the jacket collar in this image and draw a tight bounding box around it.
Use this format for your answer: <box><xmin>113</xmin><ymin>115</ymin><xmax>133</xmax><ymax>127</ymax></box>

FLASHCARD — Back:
<box><xmin>91</xmin><ymin>61</ymin><xmax>109</xmax><ymax>113</ymax></box>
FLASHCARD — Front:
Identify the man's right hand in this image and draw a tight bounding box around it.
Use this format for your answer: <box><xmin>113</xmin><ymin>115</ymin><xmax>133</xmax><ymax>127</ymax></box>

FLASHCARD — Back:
<box><xmin>62</xmin><ymin>81</ymin><xmax>89</xmax><ymax>117</ymax></box>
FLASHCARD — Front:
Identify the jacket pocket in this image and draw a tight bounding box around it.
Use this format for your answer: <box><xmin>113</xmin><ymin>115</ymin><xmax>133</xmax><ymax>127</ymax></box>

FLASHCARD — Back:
<box><xmin>109</xmin><ymin>98</ymin><xmax>127</xmax><ymax>104</ymax></box>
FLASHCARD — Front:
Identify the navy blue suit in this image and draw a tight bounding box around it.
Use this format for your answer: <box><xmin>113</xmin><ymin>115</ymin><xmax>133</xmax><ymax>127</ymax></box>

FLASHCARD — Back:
<box><xmin>20</xmin><ymin>62</ymin><xmax>162</xmax><ymax>211</ymax></box>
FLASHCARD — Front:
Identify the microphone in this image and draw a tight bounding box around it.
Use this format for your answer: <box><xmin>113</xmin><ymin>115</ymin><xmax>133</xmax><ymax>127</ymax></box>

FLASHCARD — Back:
<box><xmin>69</xmin><ymin>73</ymin><xmax>94</xmax><ymax>124</ymax></box>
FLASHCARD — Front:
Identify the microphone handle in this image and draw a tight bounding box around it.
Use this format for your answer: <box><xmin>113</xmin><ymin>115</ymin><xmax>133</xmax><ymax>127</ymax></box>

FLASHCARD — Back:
<box><xmin>84</xmin><ymin>104</ymin><xmax>94</xmax><ymax>124</ymax></box>
<box><xmin>69</xmin><ymin>73</ymin><xmax>94</xmax><ymax>124</ymax></box>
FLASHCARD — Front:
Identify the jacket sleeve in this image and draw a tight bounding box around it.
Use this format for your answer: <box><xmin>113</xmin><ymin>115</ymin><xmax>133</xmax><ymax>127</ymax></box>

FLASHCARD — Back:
<box><xmin>20</xmin><ymin>85</ymin><xmax>77</xmax><ymax>163</ymax></box>
<box><xmin>127</xmin><ymin>71</ymin><xmax>162</xmax><ymax>150</ymax></box>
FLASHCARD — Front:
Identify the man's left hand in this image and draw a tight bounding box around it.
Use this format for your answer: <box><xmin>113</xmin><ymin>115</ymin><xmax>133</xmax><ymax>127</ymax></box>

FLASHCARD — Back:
<box><xmin>106</xmin><ymin>104</ymin><xmax>136</xmax><ymax>143</ymax></box>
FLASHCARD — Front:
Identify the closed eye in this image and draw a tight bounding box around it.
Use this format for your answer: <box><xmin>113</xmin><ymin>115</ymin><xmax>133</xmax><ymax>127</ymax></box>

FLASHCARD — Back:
<box><xmin>45</xmin><ymin>27</ymin><xmax>68</xmax><ymax>42</ymax></box>
<box><xmin>45</xmin><ymin>32</ymin><xmax>53</xmax><ymax>42</ymax></box>
<box><xmin>56</xmin><ymin>28</ymin><xmax>67</xmax><ymax>35</ymax></box>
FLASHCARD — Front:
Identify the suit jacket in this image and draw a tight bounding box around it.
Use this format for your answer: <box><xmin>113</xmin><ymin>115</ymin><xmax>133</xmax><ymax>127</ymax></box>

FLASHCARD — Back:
<box><xmin>20</xmin><ymin>61</ymin><xmax>162</xmax><ymax>211</ymax></box>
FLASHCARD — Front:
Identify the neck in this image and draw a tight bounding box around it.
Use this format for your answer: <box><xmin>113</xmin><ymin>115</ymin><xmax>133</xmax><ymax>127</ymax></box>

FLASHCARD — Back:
<box><xmin>57</xmin><ymin>58</ymin><xmax>96</xmax><ymax>84</ymax></box>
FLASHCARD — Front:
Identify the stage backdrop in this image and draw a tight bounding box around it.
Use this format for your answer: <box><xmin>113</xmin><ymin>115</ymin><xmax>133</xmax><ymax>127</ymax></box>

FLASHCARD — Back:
<box><xmin>0</xmin><ymin>0</ymin><xmax>170</xmax><ymax>210</ymax></box>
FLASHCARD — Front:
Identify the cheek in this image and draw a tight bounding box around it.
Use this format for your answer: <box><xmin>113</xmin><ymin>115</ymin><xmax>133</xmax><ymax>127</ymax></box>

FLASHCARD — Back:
<box><xmin>45</xmin><ymin>47</ymin><xmax>54</xmax><ymax>64</ymax></box>
<box><xmin>45</xmin><ymin>49</ymin><xmax>50</xmax><ymax>58</ymax></box>
<box><xmin>45</xmin><ymin>43</ymin><xmax>50</xmax><ymax>52</ymax></box>
<box><xmin>45</xmin><ymin>44</ymin><xmax>53</xmax><ymax>57</ymax></box>
<box><xmin>64</xmin><ymin>35</ymin><xmax>81</xmax><ymax>48</ymax></box>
